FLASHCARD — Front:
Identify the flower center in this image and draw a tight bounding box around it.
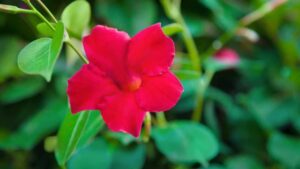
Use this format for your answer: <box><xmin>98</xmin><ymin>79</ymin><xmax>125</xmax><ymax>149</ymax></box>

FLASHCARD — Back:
<box><xmin>123</xmin><ymin>75</ymin><xmax>142</xmax><ymax>92</ymax></box>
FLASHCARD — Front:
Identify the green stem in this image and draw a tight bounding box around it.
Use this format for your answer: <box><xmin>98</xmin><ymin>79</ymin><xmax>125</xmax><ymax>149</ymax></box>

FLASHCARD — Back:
<box><xmin>24</xmin><ymin>0</ymin><xmax>55</xmax><ymax>30</ymax></box>
<box><xmin>65</xmin><ymin>40</ymin><xmax>89</xmax><ymax>64</ymax></box>
<box><xmin>36</xmin><ymin>0</ymin><xmax>58</xmax><ymax>23</ymax></box>
<box><xmin>160</xmin><ymin>0</ymin><xmax>201</xmax><ymax>72</ymax></box>
<box><xmin>142</xmin><ymin>112</ymin><xmax>152</xmax><ymax>142</ymax></box>
<box><xmin>192</xmin><ymin>69</ymin><xmax>215</xmax><ymax>122</ymax></box>
<box><xmin>156</xmin><ymin>112</ymin><xmax>167</xmax><ymax>127</ymax></box>
<box><xmin>176</xmin><ymin>15</ymin><xmax>201</xmax><ymax>72</ymax></box>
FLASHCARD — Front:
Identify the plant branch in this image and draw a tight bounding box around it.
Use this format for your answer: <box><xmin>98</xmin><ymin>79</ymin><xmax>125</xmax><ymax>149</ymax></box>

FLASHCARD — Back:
<box><xmin>65</xmin><ymin>40</ymin><xmax>89</xmax><ymax>64</ymax></box>
<box><xmin>35</xmin><ymin>0</ymin><xmax>58</xmax><ymax>23</ymax></box>
<box><xmin>192</xmin><ymin>70</ymin><xmax>215</xmax><ymax>122</ymax></box>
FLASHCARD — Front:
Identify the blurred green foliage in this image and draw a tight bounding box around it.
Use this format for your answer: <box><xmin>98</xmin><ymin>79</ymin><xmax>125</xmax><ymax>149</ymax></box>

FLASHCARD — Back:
<box><xmin>0</xmin><ymin>0</ymin><xmax>300</xmax><ymax>169</ymax></box>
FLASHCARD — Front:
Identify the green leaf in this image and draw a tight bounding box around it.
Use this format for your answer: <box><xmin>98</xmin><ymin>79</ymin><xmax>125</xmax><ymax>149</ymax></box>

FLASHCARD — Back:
<box><xmin>0</xmin><ymin>77</ymin><xmax>45</xmax><ymax>104</ymax></box>
<box><xmin>18</xmin><ymin>22</ymin><xmax>64</xmax><ymax>81</ymax></box>
<box><xmin>152</xmin><ymin>121</ymin><xmax>219</xmax><ymax>166</ymax></box>
<box><xmin>0</xmin><ymin>98</ymin><xmax>67</xmax><ymax>150</ymax></box>
<box><xmin>225</xmin><ymin>155</ymin><xmax>265</xmax><ymax>169</ymax></box>
<box><xmin>77</xmin><ymin>110</ymin><xmax>104</xmax><ymax>147</ymax></box>
<box><xmin>36</xmin><ymin>22</ymin><xmax>55</xmax><ymax>37</ymax></box>
<box><xmin>55</xmin><ymin>111</ymin><xmax>90</xmax><ymax>166</ymax></box>
<box><xmin>61</xmin><ymin>0</ymin><xmax>91</xmax><ymax>38</ymax></box>
<box><xmin>68</xmin><ymin>137</ymin><xmax>146</xmax><ymax>169</ymax></box>
<box><xmin>267</xmin><ymin>132</ymin><xmax>300</xmax><ymax>168</ymax></box>
<box><xmin>110</xmin><ymin>144</ymin><xmax>146</xmax><ymax>169</ymax></box>
<box><xmin>68</xmin><ymin>138</ymin><xmax>113</xmax><ymax>169</ymax></box>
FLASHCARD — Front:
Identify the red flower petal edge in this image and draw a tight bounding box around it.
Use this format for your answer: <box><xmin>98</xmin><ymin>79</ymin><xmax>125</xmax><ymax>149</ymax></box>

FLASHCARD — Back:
<box><xmin>67</xmin><ymin>23</ymin><xmax>184</xmax><ymax>137</ymax></box>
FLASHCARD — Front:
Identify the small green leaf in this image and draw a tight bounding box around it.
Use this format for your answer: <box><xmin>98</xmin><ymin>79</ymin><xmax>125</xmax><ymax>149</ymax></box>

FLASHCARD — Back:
<box><xmin>18</xmin><ymin>22</ymin><xmax>64</xmax><ymax>81</ymax></box>
<box><xmin>152</xmin><ymin>121</ymin><xmax>219</xmax><ymax>166</ymax></box>
<box><xmin>36</xmin><ymin>22</ymin><xmax>55</xmax><ymax>37</ymax></box>
<box><xmin>55</xmin><ymin>111</ymin><xmax>90</xmax><ymax>166</ymax></box>
<box><xmin>0</xmin><ymin>98</ymin><xmax>67</xmax><ymax>150</ymax></box>
<box><xmin>267</xmin><ymin>132</ymin><xmax>300</xmax><ymax>168</ymax></box>
<box><xmin>61</xmin><ymin>0</ymin><xmax>91</xmax><ymax>38</ymax></box>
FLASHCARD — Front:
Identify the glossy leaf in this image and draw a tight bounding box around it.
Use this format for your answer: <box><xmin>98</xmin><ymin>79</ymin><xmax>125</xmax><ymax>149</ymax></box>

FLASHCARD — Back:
<box><xmin>55</xmin><ymin>111</ymin><xmax>90</xmax><ymax>166</ymax></box>
<box><xmin>152</xmin><ymin>121</ymin><xmax>219</xmax><ymax>166</ymax></box>
<box><xmin>77</xmin><ymin>110</ymin><xmax>104</xmax><ymax>147</ymax></box>
<box><xmin>61</xmin><ymin>0</ymin><xmax>91</xmax><ymax>38</ymax></box>
<box><xmin>18</xmin><ymin>22</ymin><xmax>64</xmax><ymax>81</ymax></box>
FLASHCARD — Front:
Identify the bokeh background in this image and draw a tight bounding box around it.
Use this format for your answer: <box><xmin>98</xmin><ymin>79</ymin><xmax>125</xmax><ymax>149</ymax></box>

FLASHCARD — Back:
<box><xmin>0</xmin><ymin>0</ymin><xmax>300</xmax><ymax>169</ymax></box>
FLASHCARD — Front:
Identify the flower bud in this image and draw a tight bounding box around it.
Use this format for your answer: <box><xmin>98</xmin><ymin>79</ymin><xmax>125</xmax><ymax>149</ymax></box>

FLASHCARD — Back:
<box><xmin>214</xmin><ymin>48</ymin><xmax>240</xmax><ymax>66</ymax></box>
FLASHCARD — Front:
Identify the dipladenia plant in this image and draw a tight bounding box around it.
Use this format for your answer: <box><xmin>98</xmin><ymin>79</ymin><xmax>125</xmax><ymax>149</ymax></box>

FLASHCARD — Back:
<box><xmin>0</xmin><ymin>0</ymin><xmax>288</xmax><ymax>168</ymax></box>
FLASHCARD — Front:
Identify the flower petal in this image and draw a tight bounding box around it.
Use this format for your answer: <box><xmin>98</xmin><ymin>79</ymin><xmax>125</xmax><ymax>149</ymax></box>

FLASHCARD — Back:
<box><xmin>136</xmin><ymin>71</ymin><xmax>183</xmax><ymax>112</ymax></box>
<box><xmin>127</xmin><ymin>23</ymin><xmax>175</xmax><ymax>76</ymax></box>
<box><xmin>67</xmin><ymin>64</ymin><xmax>119</xmax><ymax>114</ymax></box>
<box><xmin>98</xmin><ymin>92</ymin><xmax>146</xmax><ymax>137</ymax></box>
<box><xmin>83</xmin><ymin>25</ymin><xmax>130</xmax><ymax>84</ymax></box>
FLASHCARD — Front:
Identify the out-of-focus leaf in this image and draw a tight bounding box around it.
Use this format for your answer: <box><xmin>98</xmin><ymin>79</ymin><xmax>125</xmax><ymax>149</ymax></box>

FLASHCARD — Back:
<box><xmin>61</xmin><ymin>0</ymin><xmax>91</xmax><ymax>38</ymax></box>
<box><xmin>110</xmin><ymin>144</ymin><xmax>146</xmax><ymax>169</ymax></box>
<box><xmin>36</xmin><ymin>22</ymin><xmax>55</xmax><ymax>37</ymax></box>
<box><xmin>202</xmin><ymin>164</ymin><xmax>226</xmax><ymax>169</ymax></box>
<box><xmin>0</xmin><ymin>98</ymin><xmax>67</xmax><ymax>150</ymax></box>
<box><xmin>0</xmin><ymin>36</ymin><xmax>22</xmax><ymax>82</ymax></box>
<box><xmin>68</xmin><ymin>138</ymin><xmax>113</xmax><ymax>169</ymax></box>
<box><xmin>95</xmin><ymin>0</ymin><xmax>157</xmax><ymax>35</ymax></box>
<box><xmin>239</xmin><ymin>88</ymin><xmax>297</xmax><ymax>129</ymax></box>
<box><xmin>18</xmin><ymin>22</ymin><xmax>64</xmax><ymax>81</ymax></box>
<box><xmin>55</xmin><ymin>111</ymin><xmax>90</xmax><ymax>166</ymax></box>
<box><xmin>77</xmin><ymin>110</ymin><xmax>104</xmax><ymax>147</ymax></box>
<box><xmin>68</xmin><ymin>137</ymin><xmax>146</xmax><ymax>169</ymax></box>
<box><xmin>267</xmin><ymin>132</ymin><xmax>300</xmax><ymax>168</ymax></box>
<box><xmin>199</xmin><ymin>0</ymin><xmax>237</xmax><ymax>30</ymax></box>
<box><xmin>172</xmin><ymin>79</ymin><xmax>198</xmax><ymax>113</ymax></box>
<box><xmin>152</xmin><ymin>121</ymin><xmax>219</xmax><ymax>166</ymax></box>
<box><xmin>0</xmin><ymin>77</ymin><xmax>45</xmax><ymax>104</ymax></box>
<box><xmin>292</xmin><ymin>111</ymin><xmax>300</xmax><ymax>133</ymax></box>
<box><xmin>185</xmin><ymin>14</ymin><xmax>205</xmax><ymax>37</ymax></box>
<box><xmin>225</xmin><ymin>155</ymin><xmax>265</xmax><ymax>169</ymax></box>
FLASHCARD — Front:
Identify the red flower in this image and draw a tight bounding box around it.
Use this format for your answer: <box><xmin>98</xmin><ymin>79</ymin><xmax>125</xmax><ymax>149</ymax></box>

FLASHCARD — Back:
<box><xmin>214</xmin><ymin>48</ymin><xmax>240</xmax><ymax>66</ymax></box>
<box><xmin>67</xmin><ymin>23</ymin><xmax>183</xmax><ymax>137</ymax></box>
